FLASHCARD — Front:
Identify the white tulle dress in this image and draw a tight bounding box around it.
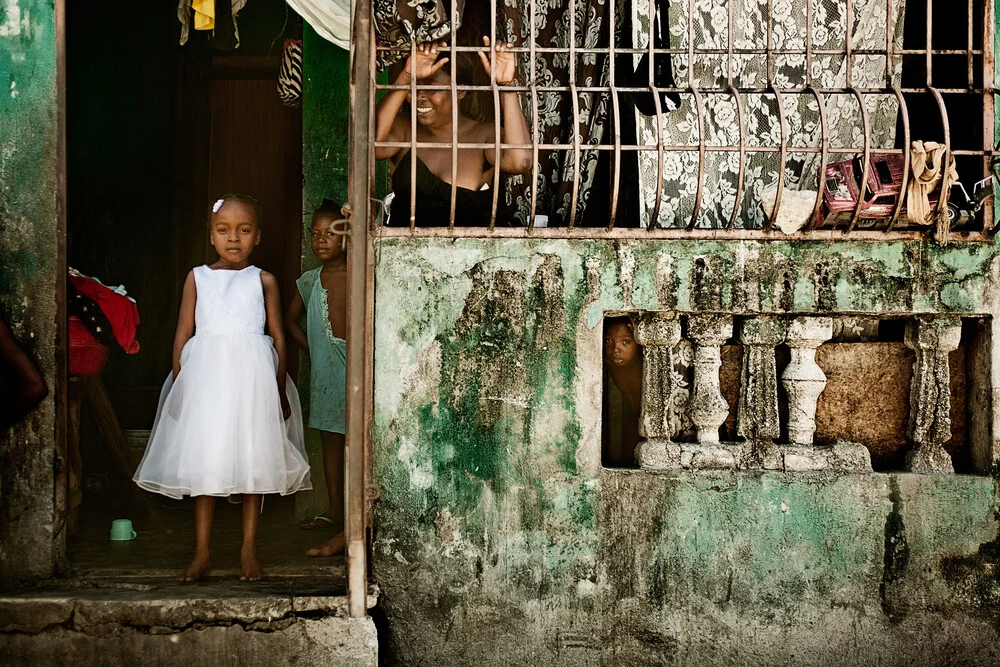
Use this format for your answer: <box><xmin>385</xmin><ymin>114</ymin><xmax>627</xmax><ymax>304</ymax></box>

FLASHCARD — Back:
<box><xmin>134</xmin><ymin>265</ymin><xmax>312</xmax><ymax>499</ymax></box>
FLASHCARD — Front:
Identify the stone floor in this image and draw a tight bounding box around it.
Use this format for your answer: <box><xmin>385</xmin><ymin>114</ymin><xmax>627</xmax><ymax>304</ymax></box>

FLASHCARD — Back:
<box><xmin>0</xmin><ymin>495</ymin><xmax>378</xmax><ymax>664</ymax></box>
<box><xmin>68</xmin><ymin>494</ymin><xmax>345</xmax><ymax>578</ymax></box>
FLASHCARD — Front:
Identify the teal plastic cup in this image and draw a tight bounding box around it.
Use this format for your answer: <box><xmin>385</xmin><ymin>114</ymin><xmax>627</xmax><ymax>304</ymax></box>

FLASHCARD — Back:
<box><xmin>110</xmin><ymin>519</ymin><xmax>137</xmax><ymax>541</ymax></box>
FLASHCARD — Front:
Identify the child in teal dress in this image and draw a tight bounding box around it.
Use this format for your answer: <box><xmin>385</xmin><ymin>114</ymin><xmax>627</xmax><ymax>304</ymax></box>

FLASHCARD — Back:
<box><xmin>285</xmin><ymin>199</ymin><xmax>348</xmax><ymax>556</ymax></box>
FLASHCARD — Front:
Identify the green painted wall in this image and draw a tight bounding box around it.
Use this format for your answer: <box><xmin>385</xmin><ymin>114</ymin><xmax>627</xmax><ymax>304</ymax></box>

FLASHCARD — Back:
<box><xmin>0</xmin><ymin>0</ymin><xmax>59</xmax><ymax>587</ymax></box>
<box><xmin>372</xmin><ymin>238</ymin><xmax>1000</xmax><ymax>664</ymax></box>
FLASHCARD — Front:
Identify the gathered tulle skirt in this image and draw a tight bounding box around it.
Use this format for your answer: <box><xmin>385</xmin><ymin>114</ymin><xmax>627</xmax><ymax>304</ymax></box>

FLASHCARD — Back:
<box><xmin>133</xmin><ymin>333</ymin><xmax>312</xmax><ymax>499</ymax></box>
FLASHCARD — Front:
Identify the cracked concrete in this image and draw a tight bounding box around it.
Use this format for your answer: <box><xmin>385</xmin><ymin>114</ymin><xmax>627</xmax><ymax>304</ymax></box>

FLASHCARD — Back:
<box><xmin>0</xmin><ymin>578</ymin><xmax>378</xmax><ymax>665</ymax></box>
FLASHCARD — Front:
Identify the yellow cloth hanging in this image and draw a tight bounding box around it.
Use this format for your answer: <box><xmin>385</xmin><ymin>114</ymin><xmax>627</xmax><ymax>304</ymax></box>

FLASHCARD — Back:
<box><xmin>193</xmin><ymin>0</ymin><xmax>215</xmax><ymax>31</ymax></box>
<box><xmin>906</xmin><ymin>140</ymin><xmax>957</xmax><ymax>224</ymax></box>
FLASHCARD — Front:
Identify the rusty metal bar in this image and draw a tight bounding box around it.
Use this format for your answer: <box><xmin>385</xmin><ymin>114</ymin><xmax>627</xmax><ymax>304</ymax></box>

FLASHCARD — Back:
<box><xmin>567</xmin><ymin>0</ymin><xmax>580</xmax><ymax>230</ymax></box>
<box><xmin>728</xmin><ymin>0</ymin><xmax>734</xmax><ymax>86</ymax></box>
<box><xmin>409</xmin><ymin>39</ymin><xmax>417</xmax><ymax>231</ymax></box>
<box><xmin>378</xmin><ymin>83</ymin><xmax>990</xmax><ymax>95</ymax></box>
<box><xmin>767</xmin><ymin>0</ymin><xmax>774</xmax><ymax>84</ymax></box>
<box><xmin>528</xmin><ymin>0</ymin><xmax>538</xmax><ymax>230</ymax></box>
<box><xmin>687</xmin><ymin>88</ymin><xmax>706</xmax><ymax>229</ymax></box>
<box><xmin>983</xmin><ymin>0</ymin><xmax>995</xmax><ymax>233</ymax></box>
<box><xmin>376</xmin><ymin>45</ymin><xmax>984</xmax><ymax>57</ymax></box>
<box><xmin>727</xmin><ymin>85</ymin><xmax>747</xmax><ymax>230</ymax></box>
<box><xmin>375</xmin><ymin>139</ymin><xmax>992</xmax><ymax>158</ymax></box>
<box><xmin>846</xmin><ymin>0</ymin><xmax>854</xmax><ymax>87</ymax></box>
<box><xmin>376</xmin><ymin>225</ymin><xmax>996</xmax><ymax>241</ymax></box>
<box><xmin>607</xmin><ymin>0</ymin><xmax>620</xmax><ymax>230</ymax></box>
<box><xmin>806</xmin><ymin>87</ymin><xmax>828</xmax><ymax>230</ymax></box>
<box><xmin>647</xmin><ymin>0</ymin><xmax>665</xmax><ymax>229</ymax></box>
<box><xmin>489</xmin><ymin>0</ymin><xmax>500</xmax><ymax>232</ymax></box>
<box><xmin>366</xmin><ymin>0</ymin><xmax>994</xmax><ymax>240</ymax></box>
<box><xmin>767</xmin><ymin>87</ymin><xmax>788</xmax><ymax>231</ymax></box>
<box><xmin>806</xmin><ymin>0</ymin><xmax>814</xmax><ymax>86</ymax></box>
<box><xmin>846</xmin><ymin>88</ymin><xmax>872</xmax><ymax>233</ymax></box>
<box><xmin>448</xmin><ymin>3</ymin><xmax>458</xmax><ymax>230</ymax></box>
<box><xmin>346</xmin><ymin>0</ymin><xmax>374</xmax><ymax>619</ymax></box>
<box><xmin>929</xmin><ymin>87</ymin><xmax>952</xmax><ymax>221</ymax></box>
<box><xmin>885</xmin><ymin>0</ymin><xmax>893</xmax><ymax>86</ymax></box>
<box><xmin>687</xmin><ymin>0</ymin><xmax>695</xmax><ymax>89</ymax></box>
<box><xmin>886</xmin><ymin>86</ymin><xmax>911</xmax><ymax>230</ymax></box>
<box><xmin>926</xmin><ymin>0</ymin><xmax>933</xmax><ymax>87</ymax></box>
<box><xmin>967</xmin><ymin>0</ymin><xmax>975</xmax><ymax>89</ymax></box>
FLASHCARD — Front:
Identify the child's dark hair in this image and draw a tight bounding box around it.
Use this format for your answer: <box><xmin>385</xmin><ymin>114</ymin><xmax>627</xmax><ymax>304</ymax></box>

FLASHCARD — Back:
<box><xmin>604</xmin><ymin>315</ymin><xmax>635</xmax><ymax>333</ymax></box>
<box><xmin>314</xmin><ymin>197</ymin><xmax>344</xmax><ymax>219</ymax></box>
<box><xmin>210</xmin><ymin>194</ymin><xmax>263</xmax><ymax>227</ymax></box>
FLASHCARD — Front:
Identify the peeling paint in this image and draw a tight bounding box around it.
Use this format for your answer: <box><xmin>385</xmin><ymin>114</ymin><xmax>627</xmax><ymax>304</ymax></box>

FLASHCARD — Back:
<box><xmin>373</xmin><ymin>236</ymin><xmax>1000</xmax><ymax>664</ymax></box>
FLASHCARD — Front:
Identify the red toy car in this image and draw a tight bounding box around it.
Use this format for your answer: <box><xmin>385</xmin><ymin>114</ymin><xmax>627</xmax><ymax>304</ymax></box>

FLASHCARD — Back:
<box><xmin>820</xmin><ymin>152</ymin><xmax>994</xmax><ymax>229</ymax></box>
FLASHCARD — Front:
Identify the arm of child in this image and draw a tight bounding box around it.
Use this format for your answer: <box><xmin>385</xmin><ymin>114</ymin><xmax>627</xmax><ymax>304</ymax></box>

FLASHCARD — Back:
<box><xmin>262</xmin><ymin>271</ymin><xmax>291</xmax><ymax>420</ymax></box>
<box><xmin>171</xmin><ymin>270</ymin><xmax>197</xmax><ymax>380</ymax></box>
<box><xmin>283</xmin><ymin>290</ymin><xmax>309</xmax><ymax>352</ymax></box>
<box><xmin>0</xmin><ymin>315</ymin><xmax>48</xmax><ymax>431</ymax></box>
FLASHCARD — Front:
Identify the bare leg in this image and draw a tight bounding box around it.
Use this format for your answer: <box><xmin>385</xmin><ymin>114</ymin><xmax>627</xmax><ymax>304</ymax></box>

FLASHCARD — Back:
<box><xmin>178</xmin><ymin>496</ymin><xmax>214</xmax><ymax>582</ymax></box>
<box><xmin>325</xmin><ymin>432</ymin><xmax>345</xmax><ymax>521</ymax></box>
<box><xmin>301</xmin><ymin>432</ymin><xmax>345</xmax><ymax>529</ymax></box>
<box><xmin>306</xmin><ymin>435</ymin><xmax>347</xmax><ymax>557</ymax></box>
<box><xmin>240</xmin><ymin>494</ymin><xmax>263</xmax><ymax>582</ymax></box>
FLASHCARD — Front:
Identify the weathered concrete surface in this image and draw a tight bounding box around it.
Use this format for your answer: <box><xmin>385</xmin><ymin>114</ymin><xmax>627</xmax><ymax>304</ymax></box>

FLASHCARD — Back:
<box><xmin>372</xmin><ymin>238</ymin><xmax>1000</xmax><ymax>664</ymax></box>
<box><xmin>0</xmin><ymin>577</ymin><xmax>378</xmax><ymax>666</ymax></box>
<box><xmin>0</xmin><ymin>0</ymin><xmax>59</xmax><ymax>587</ymax></box>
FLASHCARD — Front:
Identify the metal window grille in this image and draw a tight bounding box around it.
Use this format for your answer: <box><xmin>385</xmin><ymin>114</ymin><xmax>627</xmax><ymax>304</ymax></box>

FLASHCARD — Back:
<box><xmin>365</xmin><ymin>0</ymin><xmax>996</xmax><ymax>241</ymax></box>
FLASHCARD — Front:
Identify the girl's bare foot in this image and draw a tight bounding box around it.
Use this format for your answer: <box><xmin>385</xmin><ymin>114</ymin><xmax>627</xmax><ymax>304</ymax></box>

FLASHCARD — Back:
<box><xmin>239</xmin><ymin>546</ymin><xmax>263</xmax><ymax>582</ymax></box>
<box><xmin>306</xmin><ymin>531</ymin><xmax>345</xmax><ymax>557</ymax></box>
<box><xmin>178</xmin><ymin>550</ymin><xmax>212</xmax><ymax>583</ymax></box>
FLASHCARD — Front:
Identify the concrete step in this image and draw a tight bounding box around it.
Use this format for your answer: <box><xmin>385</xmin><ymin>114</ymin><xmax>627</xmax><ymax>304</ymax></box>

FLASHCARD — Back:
<box><xmin>0</xmin><ymin>576</ymin><xmax>378</xmax><ymax>666</ymax></box>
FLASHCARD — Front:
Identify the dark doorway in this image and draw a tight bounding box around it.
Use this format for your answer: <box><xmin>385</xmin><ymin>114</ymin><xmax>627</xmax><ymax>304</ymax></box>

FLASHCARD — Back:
<box><xmin>65</xmin><ymin>1</ymin><xmax>326</xmax><ymax>576</ymax></box>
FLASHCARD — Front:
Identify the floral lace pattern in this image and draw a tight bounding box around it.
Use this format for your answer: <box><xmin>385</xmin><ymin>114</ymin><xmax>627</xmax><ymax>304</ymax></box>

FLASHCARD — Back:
<box><xmin>633</xmin><ymin>0</ymin><xmax>906</xmax><ymax>228</ymax></box>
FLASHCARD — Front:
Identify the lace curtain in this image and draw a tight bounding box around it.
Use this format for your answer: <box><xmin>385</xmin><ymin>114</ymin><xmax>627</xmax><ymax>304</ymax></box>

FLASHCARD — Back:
<box><xmin>633</xmin><ymin>0</ymin><xmax>907</xmax><ymax>228</ymax></box>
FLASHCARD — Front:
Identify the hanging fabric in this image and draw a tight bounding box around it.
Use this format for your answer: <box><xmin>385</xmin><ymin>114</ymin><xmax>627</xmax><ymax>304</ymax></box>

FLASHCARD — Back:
<box><xmin>284</xmin><ymin>0</ymin><xmax>351</xmax><ymax>50</ymax></box>
<box><xmin>278</xmin><ymin>39</ymin><xmax>304</xmax><ymax>108</ymax></box>
<box><xmin>627</xmin><ymin>0</ymin><xmax>680</xmax><ymax>116</ymax></box>
<box><xmin>374</xmin><ymin>0</ymin><xmax>464</xmax><ymax>70</ymax></box>
<box><xmin>193</xmin><ymin>0</ymin><xmax>215</xmax><ymax>31</ymax></box>
<box><xmin>177</xmin><ymin>0</ymin><xmax>249</xmax><ymax>47</ymax></box>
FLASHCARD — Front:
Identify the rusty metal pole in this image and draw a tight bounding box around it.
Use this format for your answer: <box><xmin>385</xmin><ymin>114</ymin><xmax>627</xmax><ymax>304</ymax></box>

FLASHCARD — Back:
<box><xmin>346</xmin><ymin>0</ymin><xmax>373</xmax><ymax>619</ymax></box>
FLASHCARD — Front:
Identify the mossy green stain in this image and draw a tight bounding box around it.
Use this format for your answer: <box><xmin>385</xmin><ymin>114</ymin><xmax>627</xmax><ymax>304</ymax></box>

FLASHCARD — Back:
<box><xmin>940</xmin><ymin>282</ymin><xmax>976</xmax><ymax>313</ymax></box>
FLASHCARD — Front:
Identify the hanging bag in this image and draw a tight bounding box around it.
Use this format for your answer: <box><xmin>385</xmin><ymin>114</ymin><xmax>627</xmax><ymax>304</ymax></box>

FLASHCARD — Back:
<box><xmin>277</xmin><ymin>39</ymin><xmax>304</xmax><ymax>109</ymax></box>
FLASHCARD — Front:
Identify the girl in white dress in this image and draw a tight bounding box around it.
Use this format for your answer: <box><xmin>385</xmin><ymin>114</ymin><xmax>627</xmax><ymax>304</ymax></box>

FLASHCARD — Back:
<box><xmin>134</xmin><ymin>194</ymin><xmax>311</xmax><ymax>582</ymax></box>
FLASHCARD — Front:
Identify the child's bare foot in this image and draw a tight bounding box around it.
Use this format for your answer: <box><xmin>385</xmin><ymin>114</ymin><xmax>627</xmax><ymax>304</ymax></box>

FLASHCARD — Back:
<box><xmin>306</xmin><ymin>531</ymin><xmax>345</xmax><ymax>557</ymax></box>
<box><xmin>239</xmin><ymin>546</ymin><xmax>263</xmax><ymax>582</ymax></box>
<box><xmin>178</xmin><ymin>551</ymin><xmax>212</xmax><ymax>583</ymax></box>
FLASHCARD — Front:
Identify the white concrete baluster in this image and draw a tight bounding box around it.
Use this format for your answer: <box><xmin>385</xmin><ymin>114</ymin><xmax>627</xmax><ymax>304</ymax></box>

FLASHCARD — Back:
<box><xmin>632</xmin><ymin>313</ymin><xmax>683</xmax><ymax>469</ymax></box>
<box><xmin>904</xmin><ymin>317</ymin><xmax>961</xmax><ymax>473</ymax></box>
<box><xmin>737</xmin><ymin>316</ymin><xmax>785</xmax><ymax>446</ymax></box>
<box><xmin>782</xmin><ymin>317</ymin><xmax>833</xmax><ymax>446</ymax></box>
<box><xmin>686</xmin><ymin>315</ymin><xmax>734</xmax><ymax>445</ymax></box>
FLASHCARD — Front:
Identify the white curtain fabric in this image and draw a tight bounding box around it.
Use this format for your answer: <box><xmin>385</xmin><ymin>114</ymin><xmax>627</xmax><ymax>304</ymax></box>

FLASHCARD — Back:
<box><xmin>285</xmin><ymin>0</ymin><xmax>351</xmax><ymax>50</ymax></box>
<box><xmin>633</xmin><ymin>0</ymin><xmax>907</xmax><ymax>229</ymax></box>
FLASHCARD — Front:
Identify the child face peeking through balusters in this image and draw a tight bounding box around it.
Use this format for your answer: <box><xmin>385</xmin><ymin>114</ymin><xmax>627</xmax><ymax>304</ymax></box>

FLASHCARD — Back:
<box><xmin>604</xmin><ymin>320</ymin><xmax>641</xmax><ymax>369</ymax></box>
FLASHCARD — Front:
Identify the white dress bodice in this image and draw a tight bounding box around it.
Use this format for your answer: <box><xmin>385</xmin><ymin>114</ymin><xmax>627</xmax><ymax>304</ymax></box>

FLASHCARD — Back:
<box><xmin>193</xmin><ymin>265</ymin><xmax>266</xmax><ymax>336</ymax></box>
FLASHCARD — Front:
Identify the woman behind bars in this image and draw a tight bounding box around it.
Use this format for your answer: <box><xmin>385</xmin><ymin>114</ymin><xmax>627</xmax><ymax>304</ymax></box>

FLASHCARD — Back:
<box><xmin>375</xmin><ymin>38</ymin><xmax>532</xmax><ymax>227</ymax></box>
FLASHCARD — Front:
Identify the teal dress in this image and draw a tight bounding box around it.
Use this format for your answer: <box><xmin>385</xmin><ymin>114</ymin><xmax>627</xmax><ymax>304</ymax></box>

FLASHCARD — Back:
<box><xmin>296</xmin><ymin>267</ymin><xmax>346</xmax><ymax>434</ymax></box>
